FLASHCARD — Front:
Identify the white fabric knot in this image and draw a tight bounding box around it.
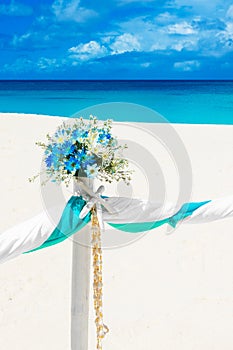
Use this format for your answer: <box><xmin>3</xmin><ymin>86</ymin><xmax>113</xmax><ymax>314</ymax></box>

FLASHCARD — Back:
<box><xmin>77</xmin><ymin>180</ymin><xmax>116</xmax><ymax>229</ymax></box>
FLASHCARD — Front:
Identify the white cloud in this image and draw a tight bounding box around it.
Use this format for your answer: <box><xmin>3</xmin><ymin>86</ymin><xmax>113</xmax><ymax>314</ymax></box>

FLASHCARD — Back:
<box><xmin>174</xmin><ymin>60</ymin><xmax>200</xmax><ymax>71</ymax></box>
<box><xmin>167</xmin><ymin>22</ymin><xmax>197</xmax><ymax>35</ymax></box>
<box><xmin>11</xmin><ymin>31</ymin><xmax>53</xmax><ymax>49</ymax></box>
<box><xmin>118</xmin><ymin>0</ymin><xmax>155</xmax><ymax>4</ymax></box>
<box><xmin>172</xmin><ymin>38</ymin><xmax>198</xmax><ymax>51</ymax></box>
<box><xmin>171</xmin><ymin>0</ymin><xmax>223</xmax><ymax>14</ymax></box>
<box><xmin>52</xmin><ymin>0</ymin><xmax>96</xmax><ymax>22</ymax></box>
<box><xmin>69</xmin><ymin>34</ymin><xmax>142</xmax><ymax>62</ymax></box>
<box><xmin>150</xmin><ymin>33</ymin><xmax>198</xmax><ymax>52</ymax></box>
<box><xmin>221</xmin><ymin>22</ymin><xmax>233</xmax><ymax>38</ymax></box>
<box><xmin>2</xmin><ymin>56</ymin><xmax>66</xmax><ymax>73</ymax></box>
<box><xmin>110</xmin><ymin>33</ymin><xmax>141</xmax><ymax>55</ymax></box>
<box><xmin>118</xmin><ymin>17</ymin><xmax>199</xmax><ymax>53</ymax></box>
<box><xmin>68</xmin><ymin>34</ymin><xmax>142</xmax><ymax>63</ymax></box>
<box><xmin>101</xmin><ymin>36</ymin><xmax>114</xmax><ymax>44</ymax></box>
<box><xmin>2</xmin><ymin>58</ymin><xmax>33</xmax><ymax>73</ymax></box>
<box><xmin>119</xmin><ymin>17</ymin><xmax>157</xmax><ymax>51</ymax></box>
<box><xmin>226</xmin><ymin>22</ymin><xmax>233</xmax><ymax>35</ymax></box>
<box><xmin>68</xmin><ymin>41</ymin><xmax>108</xmax><ymax>61</ymax></box>
<box><xmin>36</xmin><ymin>15</ymin><xmax>48</xmax><ymax>24</ymax></box>
<box><xmin>150</xmin><ymin>42</ymin><xmax>167</xmax><ymax>51</ymax></box>
<box><xmin>12</xmin><ymin>33</ymin><xmax>31</xmax><ymax>46</ymax></box>
<box><xmin>155</xmin><ymin>12</ymin><xmax>177</xmax><ymax>25</ymax></box>
<box><xmin>226</xmin><ymin>5</ymin><xmax>233</xmax><ymax>18</ymax></box>
<box><xmin>141</xmin><ymin>62</ymin><xmax>151</xmax><ymax>68</ymax></box>
<box><xmin>37</xmin><ymin>58</ymin><xmax>62</xmax><ymax>70</ymax></box>
<box><xmin>0</xmin><ymin>1</ymin><xmax>32</xmax><ymax>16</ymax></box>
<box><xmin>216</xmin><ymin>22</ymin><xmax>233</xmax><ymax>51</ymax></box>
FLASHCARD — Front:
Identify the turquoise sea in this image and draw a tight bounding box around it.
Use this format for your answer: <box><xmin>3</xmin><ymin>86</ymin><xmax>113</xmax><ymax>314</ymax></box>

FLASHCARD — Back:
<box><xmin>0</xmin><ymin>80</ymin><xmax>233</xmax><ymax>124</ymax></box>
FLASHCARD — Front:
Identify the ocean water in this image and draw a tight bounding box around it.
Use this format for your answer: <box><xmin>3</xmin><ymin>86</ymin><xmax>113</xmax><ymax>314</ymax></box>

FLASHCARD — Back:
<box><xmin>0</xmin><ymin>80</ymin><xmax>233</xmax><ymax>124</ymax></box>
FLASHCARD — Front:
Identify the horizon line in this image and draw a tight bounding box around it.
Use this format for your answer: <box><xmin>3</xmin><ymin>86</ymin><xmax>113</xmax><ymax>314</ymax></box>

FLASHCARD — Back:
<box><xmin>1</xmin><ymin>79</ymin><xmax>233</xmax><ymax>82</ymax></box>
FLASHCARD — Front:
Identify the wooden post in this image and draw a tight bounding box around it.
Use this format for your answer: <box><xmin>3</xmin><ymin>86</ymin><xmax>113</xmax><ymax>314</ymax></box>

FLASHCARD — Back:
<box><xmin>71</xmin><ymin>178</ymin><xmax>93</xmax><ymax>350</ymax></box>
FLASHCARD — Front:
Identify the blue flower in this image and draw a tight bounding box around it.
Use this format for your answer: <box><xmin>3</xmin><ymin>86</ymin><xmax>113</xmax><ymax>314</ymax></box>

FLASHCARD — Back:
<box><xmin>45</xmin><ymin>144</ymin><xmax>53</xmax><ymax>155</ymax></box>
<box><xmin>98</xmin><ymin>132</ymin><xmax>112</xmax><ymax>144</ymax></box>
<box><xmin>54</xmin><ymin>129</ymin><xmax>67</xmax><ymax>143</ymax></box>
<box><xmin>60</xmin><ymin>140</ymin><xmax>73</xmax><ymax>155</ymax></box>
<box><xmin>69</xmin><ymin>144</ymin><xmax>76</xmax><ymax>154</ymax></box>
<box><xmin>45</xmin><ymin>154</ymin><xmax>59</xmax><ymax>168</ymax></box>
<box><xmin>45</xmin><ymin>154</ymin><xmax>53</xmax><ymax>167</ymax></box>
<box><xmin>81</xmin><ymin>154</ymin><xmax>95</xmax><ymax>168</ymax></box>
<box><xmin>55</xmin><ymin>129</ymin><xmax>65</xmax><ymax>137</ymax></box>
<box><xmin>51</xmin><ymin>145</ymin><xmax>63</xmax><ymax>156</ymax></box>
<box><xmin>71</xmin><ymin>129</ymin><xmax>88</xmax><ymax>142</ymax></box>
<box><xmin>77</xmin><ymin>148</ymin><xmax>86</xmax><ymax>158</ymax></box>
<box><xmin>64</xmin><ymin>157</ymin><xmax>80</xmax><ymax>172</ymax></box>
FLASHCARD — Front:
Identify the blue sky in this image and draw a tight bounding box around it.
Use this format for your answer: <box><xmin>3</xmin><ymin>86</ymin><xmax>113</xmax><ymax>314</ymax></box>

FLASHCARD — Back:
<box><xmin>0</xmin><ymin>0</ymin><xmax>233</xmax><ymax>79</ymax></box>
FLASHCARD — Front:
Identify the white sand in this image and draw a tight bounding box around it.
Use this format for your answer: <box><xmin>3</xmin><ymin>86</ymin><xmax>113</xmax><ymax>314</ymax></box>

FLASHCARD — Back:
<box><xmin>0</xmin><ymin>113</ymin><xmax>233</xmax><ymax>350</ymax></box>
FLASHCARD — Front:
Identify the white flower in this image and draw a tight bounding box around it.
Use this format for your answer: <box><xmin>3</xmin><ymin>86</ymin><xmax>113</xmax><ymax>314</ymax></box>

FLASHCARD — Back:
<box><xmin>57</xmin><ymin>136</ymin><xmax>65</xmax><ymax>143</ymax></box>
<box><xmin>85</xmin><ymin>164</ymin><xmax>99</xmax><ymax>178</ymax></box>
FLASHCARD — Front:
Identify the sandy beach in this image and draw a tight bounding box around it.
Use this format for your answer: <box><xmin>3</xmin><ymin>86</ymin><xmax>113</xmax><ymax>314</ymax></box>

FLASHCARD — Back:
<box><xmin>0</xmin><ymin>113</ymin><xmax>233</xmax><ymax>350</ymax></box>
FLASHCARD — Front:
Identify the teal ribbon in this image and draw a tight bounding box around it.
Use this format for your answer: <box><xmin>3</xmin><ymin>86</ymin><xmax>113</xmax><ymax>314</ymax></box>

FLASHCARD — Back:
<box><xmin>26</xmin><ymin>197</ymin><xmax>211</xmax><ymax>253</ymax></box>
<box><xmin>26</xmin><ymin>196</ymin><xmax>90</xmax><ymax>253</ymax></box>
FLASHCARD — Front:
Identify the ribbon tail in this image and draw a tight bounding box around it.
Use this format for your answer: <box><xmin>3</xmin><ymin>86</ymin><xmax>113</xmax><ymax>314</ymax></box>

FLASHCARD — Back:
<box><xmin>79</xmin><ymin>198</ymin><xmax>98</xmax><ymax>219</ymax></box>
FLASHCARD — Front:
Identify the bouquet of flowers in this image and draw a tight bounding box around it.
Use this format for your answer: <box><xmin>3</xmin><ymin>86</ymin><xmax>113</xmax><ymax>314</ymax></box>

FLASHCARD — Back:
<box><xmin>30</xmin><ymin>115</ymin><xmax>132</xmax><ymax>186</ymax></box>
